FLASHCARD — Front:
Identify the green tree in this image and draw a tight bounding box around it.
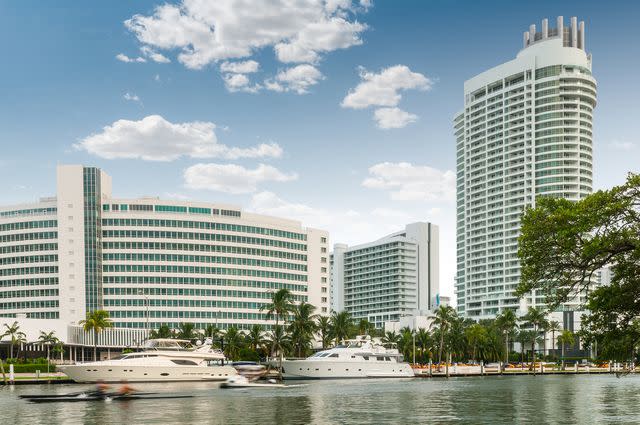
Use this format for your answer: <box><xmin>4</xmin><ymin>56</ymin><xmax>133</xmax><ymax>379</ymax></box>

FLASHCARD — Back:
<box><xmin>260</xmin><ymin>289</ymin><xmax>294</xmax><ymax>358</ymax></box>
<box><xmin>495</xmin><ymin>309</ymin><xmax>518</xmax><ymax>365</ymax></box>
<box><xmin>398</xmin><ymin>327</ymin><xmax>415</xmax><ymax>362</ymax></box>
<box><xmin>430</xmin><ymin>305</ymin><xmax>456</xmax><ymax>367</ymax></box>
<box><xmin>382</xmin><ymin>331</ymin><xmax>401</xmax><ymax>345</ymax></box>
<box><xmin>223</xmin><ymin>327</ymin><xmax>244</xmax><ymax>360</ymax></box>
<box><xmin>329</xmin><ymin>311</ymin><xmax>353</xmax><ymax>345</ymax></box>
<box><xmin>37</xmin><ymin>331</ymin><xmax>58</xmax><ymax>372</ymax></box>
<box><xmin>176</xmin><ymin>322</ymin><xmax>198</xmax><ymax>341</ymax></box>
<box><xmin>288</xmin><ymin>302</ymin><xmax>318</xmax><ymax>358</ymax></box>
<box><xmin>521</xmin><ymin>307</ymin><xmax>547</xmax><ymax>368</ymax></box>
<box><xmin>79</xmin><ymin>310</ymin><xmax>113</xmax><ymax>361</ymax></box>
<box><xmin>547</xmin><ymin>320</ymin><xmax>562</xmax><ymax>359</ymax></box>
<box><xmin>357</xmin><ymin>319</ymin><xmax>375</xmax><ymax>336</ymax></box>
<box><xmin>267</xmin><ymin>325</ymin><xmax>291</xmax><ymax>381</ymax></box>
<box><xmin>1</xmin><ymin>321</ymin><xmax>26</xmax><ymax>360</ymax></box>
<box><xmin>149</xmin><ymin>324</ymin><xmax>173</xmax><ymax>339</ymax></box>
<box><xmin>516</xmin><ymin>330</ymin><xmax>537</xmax><ymax>365</ymax></box>
<box><xmin>465</xmin><ymin>323</ymin><xmax>488</xmax><ymax>362</ymax></box>
<box><xmin>415</xmin><ymin>328</ymin><xmax>432</xmax><ymax>363</ymax></box>
<box><xmin>316</xmin><ymin>316</ymin><xmax>332</xmax><ymax>349</ymax></box>
<box><xmin>205</xmin><ymin>324</ymin><xmax>221</xmax><ymax>341</ymax></box>
<box><xmin>517</xmin><ymin>174</ymin><xmax>640</xmax><ymax>350</ymax></box>
<box><xmin>558</xmin><ymin>330</ymin><xmax>576</xmax><ymax>364</ymax></box>
<box><xmin>245</xmin><ymin>324</ymin><xmax>266</xmax><ymax>355</ymax></box>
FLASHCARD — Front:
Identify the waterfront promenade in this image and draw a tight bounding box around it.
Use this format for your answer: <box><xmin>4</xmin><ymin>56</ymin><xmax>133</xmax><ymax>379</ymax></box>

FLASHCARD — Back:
<box><xmin>413</xmin><ymin>362</ymin><xmax>636</xmax><ymax>377</ymax></box>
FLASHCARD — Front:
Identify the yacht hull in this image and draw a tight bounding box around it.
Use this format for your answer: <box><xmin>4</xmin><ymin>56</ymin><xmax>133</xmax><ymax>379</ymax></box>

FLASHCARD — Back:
<box><xmin>281</xmin><ymin>360</ymin><xmax>414</xmax><ymax>379</ymax></box>
<box><xmin>59</xmin><ymin>364</ymin><xmax>237</xmax><ymax>383</ymax></box>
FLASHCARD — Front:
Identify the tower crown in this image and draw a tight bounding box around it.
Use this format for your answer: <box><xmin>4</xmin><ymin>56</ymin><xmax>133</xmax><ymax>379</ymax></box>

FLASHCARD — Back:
<box><xmin>523</xmin><ymin>16</ymin><xmax>586</xmax><ymax>51</ymax></box>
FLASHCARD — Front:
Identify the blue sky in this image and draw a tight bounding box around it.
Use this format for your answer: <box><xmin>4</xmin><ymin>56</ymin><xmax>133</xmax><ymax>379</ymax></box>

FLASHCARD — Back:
<box><xmin>1</xmin><ymin>0</ymin><xmax>638</xmax><ymax>298</ymax></box>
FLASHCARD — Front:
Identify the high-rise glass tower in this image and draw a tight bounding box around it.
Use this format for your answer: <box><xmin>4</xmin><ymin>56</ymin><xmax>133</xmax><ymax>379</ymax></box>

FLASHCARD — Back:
<box><xmin>455</xmin><ymin>17</ymin><xmax>596</xmax><ymax>319</ymax></box>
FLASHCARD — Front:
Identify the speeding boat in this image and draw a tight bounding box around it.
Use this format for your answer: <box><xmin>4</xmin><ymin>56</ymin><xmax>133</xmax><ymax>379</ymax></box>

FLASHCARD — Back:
<box><xmin>281</xmin><ymin>335</ymin><xmax>415</xmax><ymax>379</ymax></box>
<box><xmin>220</xmin><ymin>375</ymin><xmax>288</xmax><ymax>389</ymax></box>
<box><xmin>60</xmin><ymin>338</ymin><xmax>236</xmax><ymax>383</ymax></box>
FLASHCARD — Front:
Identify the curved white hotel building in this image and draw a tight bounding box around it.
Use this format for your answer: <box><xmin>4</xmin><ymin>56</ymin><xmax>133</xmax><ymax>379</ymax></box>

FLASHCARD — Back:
<box><xmin>0</xmin><ymin>165</ymin><xmax>329</xmax><ymax>345</ymax></box>
<box><xmin>455</xmin><ymin>17</ymin><xmax>596</xmax><ymax>319</ymax></box>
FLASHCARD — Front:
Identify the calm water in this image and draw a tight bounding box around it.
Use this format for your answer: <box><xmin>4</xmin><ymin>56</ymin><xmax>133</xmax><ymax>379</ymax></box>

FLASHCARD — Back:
<box><xmin>2</xmin><ymin>375</ymin><xmax>640</xmax><ymax>424</ymax></box>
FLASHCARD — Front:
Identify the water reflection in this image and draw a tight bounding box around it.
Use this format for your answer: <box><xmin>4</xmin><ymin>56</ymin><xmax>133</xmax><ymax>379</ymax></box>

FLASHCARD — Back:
<box><xmin>1</xmin><ymin>375</ymin><xmax>639</xmax><ymax>424</ymax></box>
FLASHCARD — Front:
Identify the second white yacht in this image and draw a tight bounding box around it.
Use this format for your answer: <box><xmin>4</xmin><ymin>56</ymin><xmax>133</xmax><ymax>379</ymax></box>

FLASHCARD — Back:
<box><xmin>60</xmin><ymin>338</ymin><xmax>237</xmax><ymax>383</ymax></box>
<box><xmin>281</xmin><ymin>335</ymin><xmax>414</xmax><ymax>379</ymax></box>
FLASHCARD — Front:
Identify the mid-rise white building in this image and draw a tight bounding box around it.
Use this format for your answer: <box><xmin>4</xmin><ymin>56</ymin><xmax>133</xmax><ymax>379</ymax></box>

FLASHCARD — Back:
<box><xmin>330</xmin><ymin>222</ymin><xmax>439</xmax><ymax>328</ymax></box>
<box><xmin>455</xmin><ymin>17</ymin><xmax>596</xmax><ymax>319</ymax></box>
<box><xmin>0</xmin><ymin>165</ymin><xmax>329</xmax><ymax>345</ymax></box>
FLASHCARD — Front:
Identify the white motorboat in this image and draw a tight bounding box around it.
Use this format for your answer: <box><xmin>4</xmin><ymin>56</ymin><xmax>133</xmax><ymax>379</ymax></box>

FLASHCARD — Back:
<box><xmin>60</xmin><ymin>339</ymin><xmax>237</xmax><ymax>383</ymax></box>
<box><xmin>220</xmin><ymin>375</ymin><xmax>288</xmax><ymax>389</ymax></box>
<box><xmin>281</xmin><ymin>335</ymin><xmax>415</xmax><ymax>379</ymax></box>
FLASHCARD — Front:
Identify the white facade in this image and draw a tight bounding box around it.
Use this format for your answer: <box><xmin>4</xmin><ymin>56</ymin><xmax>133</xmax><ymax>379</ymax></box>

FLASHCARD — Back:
<box><xmin>0</xmin><ymin>165</ymin><xmax>329</xmax><ymax>344</ymax></box>
<box><xmin>455</xmin><ymin>17</ymin><xmax>596</xmax><ymax>319</ymax></box>
<box><xmin>330</xmin><ymin>222</ymin><xmax>439</xmax><ymax>328</ymax></box>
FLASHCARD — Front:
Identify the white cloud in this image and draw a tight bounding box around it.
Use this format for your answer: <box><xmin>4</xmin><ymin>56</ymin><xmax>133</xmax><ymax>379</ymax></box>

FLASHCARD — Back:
<box><xmin>116</xmin><ymin>53</ymin><xmax>146</xmax><ymax>63</ymax></box>
<box><xmin>140</xmin><ymin>46</ymin><xmax>171</xmax><ymax>63</ymax></box>
<box><xmin>222</xmin><ymin>73</ymin><xmax>261</xmax><ymax>93</ymax></box>
<box><xmin>610</xmin><ymin>140</ymin><xmax>636</xmax><ymax>150</ymax></box>
<box><xmin>362</xmin><ymin>162</ymin><xmax>455</xmax><ymax>201</ymax></box>
<box><xmin>265</xmin><ymin>64</ymin><xmax>324</xmax><ymax>94</ymax></box>
<box><xmin>341</xmin><ymin>65</ymin><xmax>431</xmax><ymax>129</ymax></box>
<box><xmin>75</xmin><ymin>115</ymin><xmax>283</xmax><ymax>161</ymax></box>
<box><xmin>373</xmin><ymin>107</ymin><xmax>418</xmax><ymax>129</ymax></box>
<box><xmin>124</xmin><ymin>1</ymin><xmax>369</xmax><ymax>70</ymax></box>
<box><xmin>342</xmin><ymin>65</ymin><xmax>431</xmax><ymax>109</ymax></box>
<box><xmin>220</xmin><ymin>60</ymin><xmax>260</xmax><ymax>74</ymax></box>
<box><xmin>123</xmin><ymin>92</ymin><xmax>141</xmax><ymax>102</ymax></box>
<box><xmin>184</xmin><ymin>163</ymin><xmax>297</xmax><ymax>194</ymax></box>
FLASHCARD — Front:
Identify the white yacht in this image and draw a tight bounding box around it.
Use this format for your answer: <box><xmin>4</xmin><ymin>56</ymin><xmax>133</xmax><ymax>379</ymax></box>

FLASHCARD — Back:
<box><xmin>281</xmin><ymin>335</ymin><xmax>414</xmax><ymax>379</ymax></box>
<box><xmin>60</xmin><ymin>339</ymin><xmax>237</xmax><ymax>383</ymax></box>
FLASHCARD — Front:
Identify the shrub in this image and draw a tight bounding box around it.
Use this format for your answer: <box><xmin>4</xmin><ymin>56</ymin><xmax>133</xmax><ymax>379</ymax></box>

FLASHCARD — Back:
<box><xmin>3</xmin><ymin>363</ymin><xmax>56</xmax><ymax>373</ymax></box>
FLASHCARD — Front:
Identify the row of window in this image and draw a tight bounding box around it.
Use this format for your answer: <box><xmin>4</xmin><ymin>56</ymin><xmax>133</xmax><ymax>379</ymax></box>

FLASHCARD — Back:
<box><xmin>0</xmin><ymin>288</ymin><xmax>59</xmax><ymax>299</ymax></box>
<box><xmin>108</xmin><ymin>309</ymin><xmax>273</xmax><ymax>321</ymax></box>
<box><xmin>0</xmin><ymin>300</ymin><xmax>59</xmax><ymax>310</ymax></box>
<box><xmin>103</xmin><ymin>286</ymin><xmax>306</xmax><ymax>299</ymax></box>
<box><xmin>0</xmin><ymin>207</ymin><xmax>57</xmax><ymax>218</ymax></box>
<box><xmin>103</xmin><ymin>299</ymin><xmax>274</xmax><ymax>310</ymax></box>
<box><xmin>0</xmin><ymin>277</ymin><xmax>58</xmax><ymax>288</ymax></box>
<box><xmin>0</xmin><ymin>243</ymin><xmax>58</xmax><ymax>254</ymax></box>
<box><xmin>0</xmin><ymin>231</ymin><xmax>57</xmax><ymax>243</ymax></box>
<box><xmin>102</xmin><ymin>218</ymin><xmax>306</xmax><ymax>241</ymax></box>
<box><xmin>102</xmin><ymin>264</ymin><xmax>307</xmax><ymax>281</ymax></box>
<box><xmin>0</xmin><ymin>220</ymin><xmax>57</xmax><ymax>232</ymax></box>
<box><xmin>102</xmin><ymin>253</ymin><xmax>306</xmax><ymax>271</ymax></box>
<box><xmin>103</xmin><ymin>276</ymin><xmax>307</xmax><ymax>292</ymax></box>
<box><xmin>102</xmin><ymin>241</ymin><xmax>307</xmax><ymax>261</ymax></box>
<box><xmin>0</xmin><ymin>266</ymin><xmax>58</xmax><ymax>276</ymax></box>
<box><xmin>0</xmin><ymin>254</ymin><xmax>58</xmax><ymax>266</ymax></box>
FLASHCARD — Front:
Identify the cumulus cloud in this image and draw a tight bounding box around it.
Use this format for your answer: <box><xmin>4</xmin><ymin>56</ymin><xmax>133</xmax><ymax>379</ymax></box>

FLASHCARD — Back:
<box><xmin>374</xmin><ymin>107</ymin><xmax>418</xmax><ymax>129</ymax></box>
<box><xmin>362</xmin><ymin>162</ymin><xmax>455</xmax><ymax>201</ymax></box>
<box><xmin>140</xmin><ymin>46</ymin><xmax>171</xmax><ymax>63</ymax></box>
<box><xmin>123</xmin><ymin>92</ymin><xmax>141</xmax><ymax>102</ymax></box>
<box><xmin>341</xmin><ymin>65</ymin><xmax>432</xmax><ymax>128</ymax></box>
<box><xmin>116</xmin><ymin>53</ymin><xmax>146</xmax><ymax>63</ymax></box>
<box><xmin>220</xmin><ymin>60</ymin><xmax>260</xmax><ymax>74</ymax></box>
<box><xmin>75</xmin><ymin>115</ymin><xmax>283</xmax><ymax>161</ymax></box>
<box><xmin>184</xmin><ymin>163</ymin><xmax>297</xmax><ymax>194</ymax></box>
<box><xmin>264</xmin><ymin>64</ymin><xmax>324</xmax><ymax>94</ymax></box>
<box><xmin>124</xmin><ymin>1</ymin><xmax>368</xmax><ymax>70</ymax></box>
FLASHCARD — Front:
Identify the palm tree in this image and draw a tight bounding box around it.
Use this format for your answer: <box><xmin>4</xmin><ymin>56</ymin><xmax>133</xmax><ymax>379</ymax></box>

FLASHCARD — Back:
<box><xmin>260</xmin><ymin>289</ymin><xmax>294</xmax><ymax>358</ymax></box>
<box><xmin>547</xmin><ymin>320</ymin><xmax>562</xmax><ymax>359</ymax></box>
<box><xmin>399</xmin><ymin>328</ymin><xmax>415</xmax><ymax>362</ymax></box>
<box><xmin>465</xmin><ymin>323</ymin><xmax>488</xmax><ymax>362</ymax></box>
<box><xmin>357</xmin><ymin>319</ymin><xmax>373</xmax><ymax>336</ymax></box>
<box><xmin>223</xmin><ymin>327</ymin><xmax>244</xmax><ymax>360</ymax></box>
<box><xmin>415</xmin><ymin>328</ymin><xmax>431</xmax><ymax>364</ymax></box>
<box><xmin>245</xmin><ymin>324</ymin><xmax>266</xmax><ymax>354</ymax></box>
<box><xmin>516</xmin><ymin>330</ymin><xmax>536</xmax><ymax>366</ymax></box>
<box><xmin>176</xmin><ymin>322</ymin><xmax>198</xmax><ymax>341</ymax></box>
<box><xmin>382</xmin><ymin>331</ymin><xmax>401</xmax><ymax>345</ymax></box>
<box><xmin>522</xmin><ymin>307</ymin><xmax>547</xmax><ymax>368</ymax></box>
<box><xmin>2</xmin><ymin>321</ymin><xmax>26</xmax><ymax>359</ymax></box>
<box><xmin>329</xmin><ymin>311</ymin><xmax>353</xmax><ymax>345</ymax></box>
<box><xmin>289</xmin><ymin>302</ymin><xmax>318</xmax><ymax>358</ymax></box>
<box><xmin>79</xmin><ymin>310</ymin><xmax>113</xmax><ymax>361</ymax></box>
<box><xmin>149</xmin><ymin>324</ymin><xmax>173</xmax><ymax>339</ymax></box>
<box><xmin>430</xmin><ymin>305</ymin><xmax>456</xmax><ymax>368</ymax></box>
<box><xmin>316</xmin><ymin>316</ymin><xmax>332</xmax><ymax>349</ymax></box>
<box><xmin>267</xmin><ymin>325</ymin><xmax>291</xmax><ymax>381</ymax></box>
<box><xmin>495</xmin><ymin>309</ymin><xmax>518</xmax><ymax>365</ymax></box>
<box><xmin>205</xmin><ymin>324</ymin><xmax>221</xmax><ymax>340</ymax></box>
<box><xmin>37</xmin><ymin>331</ymin><xmax>58</xmax><ymax>372</ymax></box>
<box><xmin>558</xmin><ymin>330</ymin><xmax>575</xmax><ymax>369</ymax></box>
